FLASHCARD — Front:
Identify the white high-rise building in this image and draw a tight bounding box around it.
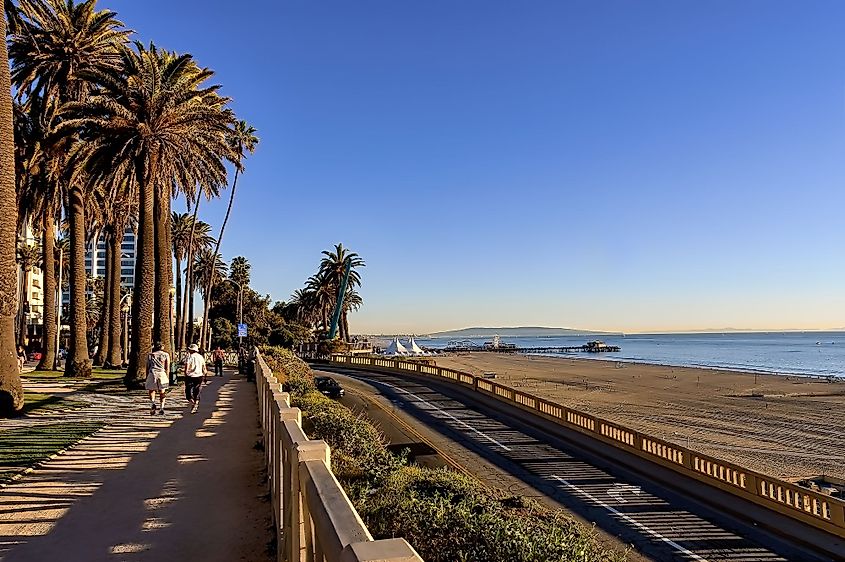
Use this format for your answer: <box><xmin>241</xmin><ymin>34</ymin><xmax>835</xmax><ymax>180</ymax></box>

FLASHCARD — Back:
<box><xmin>19</xmin><ymin>221</ymin><xmax>44</xmax><ymax>346</ymax></box>
<box><xmin>86</xmin><ymin>227</ymin><xmax>138</xmax><ymax>287</ymax></box>
<box><xmin>63</xmin><ymin>226</ymin><xmax>137</xmax><ymax>305</ymax></box>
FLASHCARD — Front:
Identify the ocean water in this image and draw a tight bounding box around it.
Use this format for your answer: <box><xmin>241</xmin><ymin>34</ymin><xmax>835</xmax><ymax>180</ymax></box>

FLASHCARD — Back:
<box><xmin>414</xmin><ymin>332</ymin><xmax>845</xmax><ymax>378</ymax></box>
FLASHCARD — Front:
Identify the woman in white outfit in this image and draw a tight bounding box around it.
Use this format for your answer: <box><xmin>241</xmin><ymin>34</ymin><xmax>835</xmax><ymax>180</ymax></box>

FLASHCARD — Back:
<box><xmin>145</xmin><ymin>341</ymin><xmax>171</xmax><ymax>415</ymax></box>
<box><xmin>183</xmin><ymin>343</ymin><xmax>207</xmax><ymax>414</ymax></box>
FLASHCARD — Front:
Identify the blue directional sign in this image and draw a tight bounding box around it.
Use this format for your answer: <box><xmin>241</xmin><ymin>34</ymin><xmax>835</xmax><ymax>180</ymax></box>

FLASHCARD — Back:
<box><xmin>237</xmin><ymin>323</ymin><xmax>248</xmax><ymax>337</ymax></box>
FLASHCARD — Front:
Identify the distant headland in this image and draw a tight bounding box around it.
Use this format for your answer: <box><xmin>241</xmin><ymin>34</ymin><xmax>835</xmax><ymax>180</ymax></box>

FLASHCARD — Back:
<box><xmin>427</xmin><ymin>326</ymin><xmax>616</xmax><ymax>338</ymax></box>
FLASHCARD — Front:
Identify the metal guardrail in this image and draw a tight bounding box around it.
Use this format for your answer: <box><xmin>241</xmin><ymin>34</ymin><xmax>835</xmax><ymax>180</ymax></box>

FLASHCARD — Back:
<box><xmin>326</xmin><ymin>354</ymin><xmax>845</xmax><ymax>539</ymax></box>
<box><xmin>255</xmin><ymin>351</ymin><xmax>424</xmax><ymax>562</ymax></box>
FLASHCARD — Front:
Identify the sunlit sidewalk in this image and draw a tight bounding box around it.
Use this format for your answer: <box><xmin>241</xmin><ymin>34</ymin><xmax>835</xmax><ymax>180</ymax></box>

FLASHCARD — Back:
<box><xmin>0</xmin><ymin>371</ymin><xmax>272</xmax><ymax>562</ymax></box>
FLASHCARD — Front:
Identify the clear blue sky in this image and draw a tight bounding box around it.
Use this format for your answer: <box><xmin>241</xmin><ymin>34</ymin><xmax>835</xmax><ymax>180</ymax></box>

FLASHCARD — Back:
<box><xmin>111</xmin><ymin>0</ymin><xmax>845</xmax><ymax>334</ymax></box>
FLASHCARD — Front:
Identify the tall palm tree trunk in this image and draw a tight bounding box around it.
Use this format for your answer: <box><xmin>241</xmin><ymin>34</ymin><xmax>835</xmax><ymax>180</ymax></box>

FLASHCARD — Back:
<box><xmin>17</xmin><ymin>266</ymin><xmax>27</xmax><ymax>347</ymax></box>
<box><xmin>37</xmin><ymin>215</ymin><xmax>56</xmax><ymax>370</ymax></box>
<box><xmin>64</xmin><ymin>184</ymin><xmax>91</xmax><ymax>378</ymax></box>
<box><xmin>174</xmin><ymin>255</ymin><xmax>182</xmax><ymax>349</ymax></box>
<box><xmin>200</xmin><ymin>167</ymin><xmax>241</xmax><ymax>349</ymax></box>
<box><xmin>126</xmin><ymin>156</ymin><xmax>155</xmax><ymax>387</ymax></box>
<box><xmin>153</xmin><ymin>185</ymin><xmax>172</xmax><ymax>353</ymax></box>
<box><xmin>180</xmin><ymin>196</ymin><xmax>200</xmax><ymax>348</ymax></box>
<box><xmin>200</xmin><ymin>288</ymin><xmax>211</xmax><ymax>352</ymax></box>
<box><xmin>105</xmin><ymin>226</ymin><xmax>123</xmax><ymax>368</ymax></box>
<box><xmin>93</xmin><ymin>232</ymin><xmax>110</xmax><ymax>366</ymax></box>
<box><xmin>0</xmin><ymin>14</ymin><xmax>23</xmax><ymax>416</ymax></box>
<box><xmin>188</xmin><ymin>281</ymin><xmax>195</xmax><ymax>345</ymax></box>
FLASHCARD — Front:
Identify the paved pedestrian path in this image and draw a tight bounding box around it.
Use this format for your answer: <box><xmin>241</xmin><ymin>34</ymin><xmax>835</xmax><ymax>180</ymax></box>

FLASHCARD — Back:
<box><xmin>0</xmin><ymin>371</ymin><xmax>272</xmax><ymax>561</ymax></box>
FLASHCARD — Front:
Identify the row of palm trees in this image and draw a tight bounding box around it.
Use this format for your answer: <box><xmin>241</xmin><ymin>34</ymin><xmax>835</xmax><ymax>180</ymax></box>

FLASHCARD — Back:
<box><xmin>283</xmin><ymin>243</ymin><xmax>365</xmax><ymax>342</ymax></box>
<box><xmin>0</xmin><ymin>0</ymin><xmax>257</xmax><ymax>416</ymax></box>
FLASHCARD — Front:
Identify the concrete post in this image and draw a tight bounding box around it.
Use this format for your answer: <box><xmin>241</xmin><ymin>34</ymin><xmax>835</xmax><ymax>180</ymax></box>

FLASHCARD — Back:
<box><xmin>281</xmin><ymin>411</ymin><xmax>304</xmax><ymax>562</ymax></box>
<box><xmin>295</xmin><ymin>441</ymin><xmax>331</xmax><ymax>562</ymax></box>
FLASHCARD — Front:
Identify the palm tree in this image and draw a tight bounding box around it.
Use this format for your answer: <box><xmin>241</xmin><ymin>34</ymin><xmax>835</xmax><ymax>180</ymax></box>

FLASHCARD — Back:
<box><xmin>13</xmin><ymin>95</ymin><xmax>61</xmax><ymax>370</ymax></box>
<box><xmin>285</xmin><ymin>288</ymin><xmax>318</xmax><ymax>327</ymax></box>
<box><xmin>318</xmin><ymin>243</ymin><xmax>365</xmax><ymax>341</ymax></box>
<box><xmin>229</xmin><ymin>256</ymin><xmax>250</xmax><ymax>287</ymax></box>
<box><xmin>305</xmin><ymin>271</ymin><xmax>336</xmax><ymax>333</ymax></box>
<box><xmin>200</xmin><ymin>121</ymin><xmax>258</xmax><ymax>348</ymax></box>
<box><xmin>180</xmin><ymin>217</ymin><xmax>213</xmax><ymax>347</ymax></box>
<box><xmin>192</xmin><ymin>248</ymin><xmax>227</xmax><ymax>350</ymax></box>
<box><xmin>93</xmin><ymin>184</ymin><xmax>133</xmax><ymax>368</ymax></box>
<box><xmin>16</xmin><ymin>239</ymin><xmax>42</xmax><ymax>347</ymax></box>
<box><xmin>229</xmin><ymin>256</ymin><xmax>250</xmax><ymax>332</ymax></box>
<box><xmin>341</xmin><ymin>289</ymin><xmax>363</xmax><ymax>342</ymax></box>
<box><xmin>1</xmin><ymin>6</ymin><xmax>24</xmax><ymax>416</ymax></box>
<box><xmin>171</xmin><ymin>212</ymin><xmax>193</xmax><ymax>349</ymax></box>
<box><xmin>11</xmin><ymin>0</ymin><xmax>129</xmax><ymax>377</ymax></box>
<box><xmin>103</xmin><ymin>215</ymin><xmax>132</xmax><ymax>369</ymax></box>
<box><xmin>58</xmin><ymin>43</ymin><xmax>234</xmax><ymax>386</ymax></box>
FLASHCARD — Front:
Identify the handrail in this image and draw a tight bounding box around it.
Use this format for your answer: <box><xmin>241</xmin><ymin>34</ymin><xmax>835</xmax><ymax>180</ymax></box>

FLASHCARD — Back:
<box><xmin>175</xmin><ymin>349</ymin><xmax>239</xmax><ymax>367</ymax></box>
<box><xmin>325</xmin><ymin>354</ymin><xmax>845</xmax><ymax>539</ymax></box>
<box><xmin>255</xmin><ymin>350</ymin><xmax>424</xmax><ymax>562</ymax></box>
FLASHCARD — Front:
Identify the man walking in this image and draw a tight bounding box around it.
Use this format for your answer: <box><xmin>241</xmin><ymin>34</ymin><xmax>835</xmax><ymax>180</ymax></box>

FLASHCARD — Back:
<box><xmin>212</xmin><ymin>345</ymin><xmax>225</xmax><ymax>377</ymax></box>
<box><xmin>145</xmin><ymin>341</ymin><xmax>170</xmax><ymax>415</ymax></box>
<box><xmin>184</xmin><ymin>343</ymin><xmax>207</xmax><ymax>414</ymax></box>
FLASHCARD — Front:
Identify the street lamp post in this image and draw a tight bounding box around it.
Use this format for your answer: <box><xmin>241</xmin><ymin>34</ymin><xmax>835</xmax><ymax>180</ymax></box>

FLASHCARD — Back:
<box><xmin>54</xmin><ymin>244</ymin><xmax>64</xmax><ymax>371</ymax></box>
<box><xmin>120</xmin><ymin>291</ymin><xmax>132</xmax><ymax>366</ymax></box>
<box><xmin>169</xmin><ymin>286</ymin><xmax>176</xmax><ymax>354</ymax></box>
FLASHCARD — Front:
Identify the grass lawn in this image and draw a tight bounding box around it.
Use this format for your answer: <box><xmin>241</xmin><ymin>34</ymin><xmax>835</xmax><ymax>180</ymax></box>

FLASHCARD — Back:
<box><xmin>21</xmin><ymin>392</ymin><xmax>89</xmax><ymax>415</ymax></box>
<box><xmin>0</xmin><ymin>422</ymin><xmax>104</xmax><ymax>484</ymax></box>
<box><xmin>23</xmin><ymin>368</ymin><xmax>124</xmax><ymax>381</ymax></box>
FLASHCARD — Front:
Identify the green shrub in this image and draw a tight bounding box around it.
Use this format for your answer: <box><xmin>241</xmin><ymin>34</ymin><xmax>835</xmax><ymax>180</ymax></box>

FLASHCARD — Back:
<box><xmin>319</xmin><ymin>339</ymin><xmax>349</xmax><ymax>356</ymax></box>
<box><xmin>294</xmin><ymin>390</ymin><xmax>405</xmax><ymax>494</ymax></box>
<box><xmin>260</xmin><ymin>345</ymin><xmax>315</xmax><ymax>394</ymax></box>
<box><xmin>363</xmin><ymin>467</ymin><xmax>625</xmax><ymax>562</ymax></box>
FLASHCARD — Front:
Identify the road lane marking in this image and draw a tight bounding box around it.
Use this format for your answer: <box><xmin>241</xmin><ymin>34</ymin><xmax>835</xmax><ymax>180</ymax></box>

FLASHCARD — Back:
<box><xmin>607</xmin><ymin>483</ymin><xmax>641</xmax><ymax>503</ymax></box>
<box><xmin>551</xmin><ymin>475</ymin><xmax>708</xmax><ymax>561</ymax></box>
<box><xmin>347</xmin><ymin>374</ymin><xmax>513</xmax><ymax>452</ymax></box>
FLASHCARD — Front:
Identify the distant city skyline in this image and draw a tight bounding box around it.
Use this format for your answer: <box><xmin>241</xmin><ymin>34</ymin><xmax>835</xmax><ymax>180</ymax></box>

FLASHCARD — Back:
<box><xmin>112</xmin><ymin>1</ymin><xmax>845</xmax><ymax>334</ymax></box>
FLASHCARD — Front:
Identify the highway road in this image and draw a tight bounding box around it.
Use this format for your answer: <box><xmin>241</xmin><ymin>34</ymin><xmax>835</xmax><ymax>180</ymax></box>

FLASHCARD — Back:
<box><xmin>315</xmin><ymin>365</ymin><xmax>842</xmax><ymax>562</ymax></box>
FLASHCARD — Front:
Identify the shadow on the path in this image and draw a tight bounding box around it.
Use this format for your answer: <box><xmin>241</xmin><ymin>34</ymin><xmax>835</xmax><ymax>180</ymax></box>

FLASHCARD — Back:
<box><xmin>0</xmin><ymin>374</ymin><xmax>272</xmax><ymax>562</ymax></box>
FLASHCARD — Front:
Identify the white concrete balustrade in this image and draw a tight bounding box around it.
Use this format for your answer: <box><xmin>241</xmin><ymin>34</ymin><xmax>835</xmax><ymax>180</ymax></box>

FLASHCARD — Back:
<box><xmin>255</xmin><ymin>351</ymin><xmax>423</xmax><ymax>562</ymax></box>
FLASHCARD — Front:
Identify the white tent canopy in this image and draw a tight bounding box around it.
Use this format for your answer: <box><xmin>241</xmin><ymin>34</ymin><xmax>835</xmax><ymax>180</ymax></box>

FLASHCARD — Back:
<box><xmin>384</xmin><ymin>337</ymin><xmax>408</xmax><ymax>355</ymax></box>
<box><xmin>406</xmin><ymin>337</ymin><xmax>425</xmax><ymax>355</ymax></box>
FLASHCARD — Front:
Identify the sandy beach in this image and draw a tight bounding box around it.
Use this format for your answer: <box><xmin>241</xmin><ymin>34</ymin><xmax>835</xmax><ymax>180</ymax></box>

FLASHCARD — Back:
<box><xmin>434</xmin><ymin>353</ymin><xmax>845</xmax><ymax>481</ymax></box>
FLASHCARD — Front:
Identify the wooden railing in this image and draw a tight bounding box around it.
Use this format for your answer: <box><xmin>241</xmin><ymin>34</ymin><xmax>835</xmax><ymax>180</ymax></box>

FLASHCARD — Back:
<box><xmin>255</xmin><ymin>351</ymin><xmax>424</xmax><ymax>562</ymax></box>
<box><xmin>325</xmin><ymin>354</ymin><xmax>845</xmax><ymax>539</ymax></box>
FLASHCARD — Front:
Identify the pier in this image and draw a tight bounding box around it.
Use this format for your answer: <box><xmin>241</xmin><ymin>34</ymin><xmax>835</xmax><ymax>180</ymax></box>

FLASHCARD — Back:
<box><xmin>442</xmin><ymin>340</ymin><xmax>620</xmax><ymax>354</ymax></box>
